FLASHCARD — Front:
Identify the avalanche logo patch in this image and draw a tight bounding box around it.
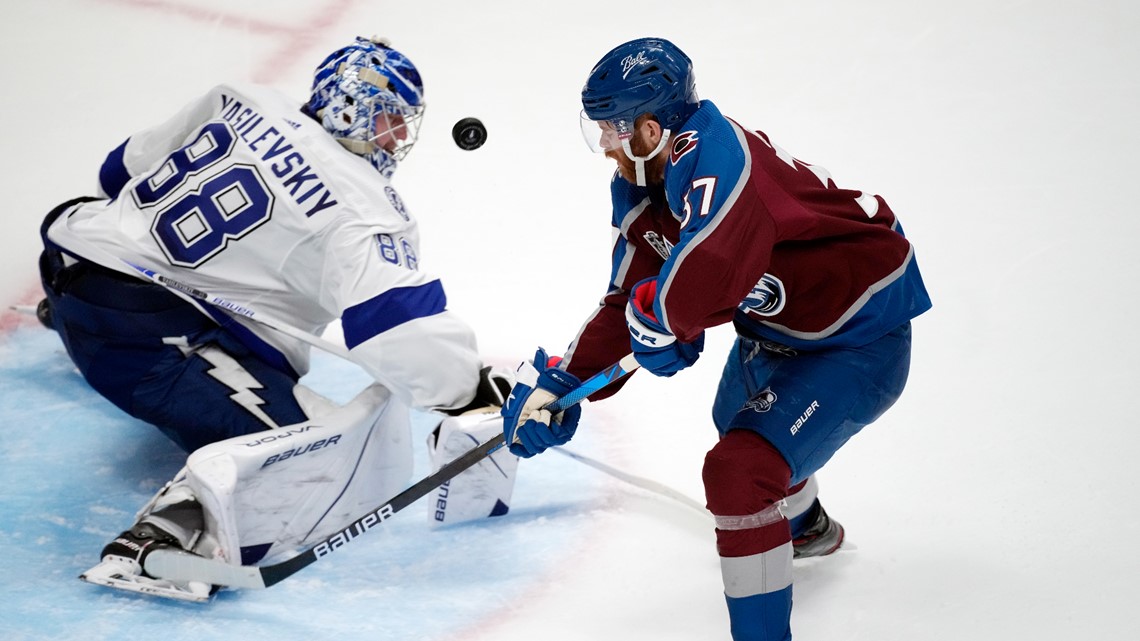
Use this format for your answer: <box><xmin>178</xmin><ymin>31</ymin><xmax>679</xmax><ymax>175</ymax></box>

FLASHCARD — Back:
<box><xmin>643</xmin><ymin>230</ymin><xmax>673</xmax><ymax>260</ymax></box>
<box><xmin>740</xmin><ymin>273</ymin><xmax>786</xmax><ymax>316</ymax></box>
<box><xmin>670</xmin><ymin>131</ymin><xmax>699</xmax><ymax>165</ymax></box>
<box><xmin>385</xmin><ymin>186</ymin><xmax>410</xmax><ymax>221</ymax></box>
<box><xmin>745</xmin><ymin>388</ymin><xmax>777</xmax><ymax>412</ymax></box>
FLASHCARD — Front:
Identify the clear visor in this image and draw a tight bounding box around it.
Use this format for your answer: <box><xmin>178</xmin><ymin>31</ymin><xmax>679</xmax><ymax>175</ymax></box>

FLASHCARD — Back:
<box><xmin>580</xmin><ymin>111</ymin><xmax>636</xmax><ymax>153</ymax></box>
<box><xmin>370</xmin><ymin>99</ymin><xmax>425</xmax><ymax>160</ymax></box>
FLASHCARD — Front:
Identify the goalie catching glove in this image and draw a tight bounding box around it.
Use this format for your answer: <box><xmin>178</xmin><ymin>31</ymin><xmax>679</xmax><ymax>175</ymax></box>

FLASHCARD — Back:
<box><xmin>441</xmin><ymin>365</ymin><xmax>514</xmax><ymax>416</ymax></box>
<box><xmin>501</xmin><ymin>347</ymin><xmax>583</xmax><ymax>458</ymax></box>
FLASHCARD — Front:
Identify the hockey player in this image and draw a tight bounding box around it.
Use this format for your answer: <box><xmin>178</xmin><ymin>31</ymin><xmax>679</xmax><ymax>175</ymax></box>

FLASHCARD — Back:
<box><xmin>37</xmin><ymin>37</ymin><xmax>516</xmax><ymax>601</ymax></box>
<box><xmin>501</xmin><ymin>38</ymin><xmax>932</xmax><ymax>640</ymax></box>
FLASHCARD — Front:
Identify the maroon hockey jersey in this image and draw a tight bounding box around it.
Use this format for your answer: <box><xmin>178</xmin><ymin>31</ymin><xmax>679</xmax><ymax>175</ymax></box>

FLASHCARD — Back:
<box><xmin>563</xmin><ymin>100</ymin><xmax>930</xmax><ymax>399</ymax></box>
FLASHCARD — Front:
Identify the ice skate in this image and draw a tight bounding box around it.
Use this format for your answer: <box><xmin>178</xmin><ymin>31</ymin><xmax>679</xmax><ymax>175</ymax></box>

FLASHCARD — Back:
<box><xmin>80</xmin><ymin>516</ymin><xmax>214</xmax><ymax>602</ymax></box>
<box><xmin>792</xmin><ymin>502</ymin><xmax>845</xmax><ymax>559</ymax></box>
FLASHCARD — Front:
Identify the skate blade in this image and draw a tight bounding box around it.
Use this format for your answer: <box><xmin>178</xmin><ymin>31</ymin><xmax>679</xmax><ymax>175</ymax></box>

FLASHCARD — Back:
<box><xmin>79</xmin><ymin>558</ymin><xmax>212</xmax><ymax>603</ymax></box>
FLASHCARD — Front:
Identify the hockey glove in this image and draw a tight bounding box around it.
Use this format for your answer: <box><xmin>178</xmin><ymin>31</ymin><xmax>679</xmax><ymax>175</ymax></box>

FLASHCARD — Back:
<box><xmin>442</xmin><ymin>366</ymin><xmax>515</xmax><ymax>416</ymax></box>
<box><xmin>625</xmin><ymin>277</ymin><xmax>704</xmax><ymax>377</ymax></box>
<box><xmin>501</xmin><ymin>348</ymin><xmax>583</xmax><ymax>458</ymax></box>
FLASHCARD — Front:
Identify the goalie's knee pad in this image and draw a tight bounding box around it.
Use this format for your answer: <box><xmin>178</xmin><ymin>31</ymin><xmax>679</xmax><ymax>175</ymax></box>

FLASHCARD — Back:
<box><xmin>427</xmin><ymin>411</ymin><xmax>519</xmax><ymax>526</ymax></box>
<box><xmin>291</xmin><ymin>383</ymin><xmax>340</xmax><ymax>419</ymax></box>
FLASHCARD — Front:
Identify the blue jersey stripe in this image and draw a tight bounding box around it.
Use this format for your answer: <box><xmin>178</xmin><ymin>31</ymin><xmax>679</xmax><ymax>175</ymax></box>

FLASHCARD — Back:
<box><xmin>99</xmin><ymin>139</ymin><xmax>131</xmax><ymax>199</ymax></box>
<box><xmin>342</xmin><ymin>280</ymin><xmax>447</xmax><ymax>349</ymax></box>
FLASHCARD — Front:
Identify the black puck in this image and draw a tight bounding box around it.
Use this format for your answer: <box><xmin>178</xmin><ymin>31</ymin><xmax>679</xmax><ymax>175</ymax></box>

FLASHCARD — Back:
<box><xmin>452</xmin><ymin>117</ymin><xmax>487</xmax><ymax>150</ymax></box>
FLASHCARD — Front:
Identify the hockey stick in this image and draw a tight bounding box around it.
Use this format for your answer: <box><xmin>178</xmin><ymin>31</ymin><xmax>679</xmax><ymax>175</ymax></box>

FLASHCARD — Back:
<box><xmin>550</xmin><ymin>446</ymin><xmax>710</xmax><ymax>518</ymax></box>
<box><xmin>121</xmin><ymin>260</ymin><xmax>353</xmax><ymax>360</ymax></box>
<box><xmin>143</xmin><ymin>353</ymin><xmax>641</xmax><ymax>590</ymax></box>
<box><xmin>56</xmin><ymin>234</ymin><xmax>353</xmax><ymax>360</ymax></box>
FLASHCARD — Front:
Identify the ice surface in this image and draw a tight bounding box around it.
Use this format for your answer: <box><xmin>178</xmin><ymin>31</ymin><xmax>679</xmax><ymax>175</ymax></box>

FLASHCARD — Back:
<box><xmin>2</xmin><ymin>1</ymin><xmax>1139</xmax><ymax>640</ymax></box>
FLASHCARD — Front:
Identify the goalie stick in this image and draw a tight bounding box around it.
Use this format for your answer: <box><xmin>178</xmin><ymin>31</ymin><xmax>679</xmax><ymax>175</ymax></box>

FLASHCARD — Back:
<box><xmin>55</xmin><ymin>233</ymin><xmax>353</xmax><ymax>360</ymax></box>
<box><xmin>143</xmin><ymin>353</ymin><xmax>641</xmax><ymax>590</ymax></box>
<box><xmin>121</xmin><ymin>260</ymin><xmax>354</xmax><ymax>360</ymax></box>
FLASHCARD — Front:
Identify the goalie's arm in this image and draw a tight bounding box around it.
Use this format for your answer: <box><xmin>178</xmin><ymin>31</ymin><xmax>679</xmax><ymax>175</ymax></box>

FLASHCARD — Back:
<box><xmin>322</xmin><ymin>225</ymin><xmax>483</xmax><ymax>413</ymax></box>
<box><xmin>345</xmin><ymin>307</ymin><xmax>483</xmax><ymax>412</ymax></box>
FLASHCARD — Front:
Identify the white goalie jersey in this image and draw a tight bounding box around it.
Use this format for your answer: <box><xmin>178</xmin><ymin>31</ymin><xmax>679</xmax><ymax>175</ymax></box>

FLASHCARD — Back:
<box><xmin>44</xmin><ymin>82</ymin><xmax>480</xmax><ymax>411</ymax></box>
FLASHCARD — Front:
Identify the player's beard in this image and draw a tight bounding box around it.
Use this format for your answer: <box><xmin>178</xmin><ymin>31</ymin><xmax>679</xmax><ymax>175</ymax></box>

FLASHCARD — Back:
<box><xmin>606</xmin><ymin>130</ymin><xmax>668</xmax><ymax>185</ymax></box>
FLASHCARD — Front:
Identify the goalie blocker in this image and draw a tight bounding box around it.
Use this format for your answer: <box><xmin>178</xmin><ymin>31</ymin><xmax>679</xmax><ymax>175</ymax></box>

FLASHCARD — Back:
<box><xmin>427</xmin><ymin>412</ymin><xmax>518</xmax><ymax>525</ymax></box>
<box><xmin>80</xmin><ymin>383</ymin><xmax>519</xmax><ymax>601</ymax></box>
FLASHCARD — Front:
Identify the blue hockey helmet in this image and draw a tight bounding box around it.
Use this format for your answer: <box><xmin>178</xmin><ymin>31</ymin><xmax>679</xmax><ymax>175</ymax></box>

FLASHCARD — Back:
<box><xmin>580</xmin><ymin>37</ymin><xmax>698</xmax><ymax>152</ymax></box>
<box><xmin>306</xmin><ymin>37</ymin><xmax>425</xmax><ymax>175</ymax></box>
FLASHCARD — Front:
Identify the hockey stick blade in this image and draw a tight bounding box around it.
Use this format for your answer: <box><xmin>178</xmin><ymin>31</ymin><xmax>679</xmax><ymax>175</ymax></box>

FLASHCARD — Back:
<box><xmin>144</xmin><ymin>354</ymin><xmax>638</xmax><ymax>591</ymax></box>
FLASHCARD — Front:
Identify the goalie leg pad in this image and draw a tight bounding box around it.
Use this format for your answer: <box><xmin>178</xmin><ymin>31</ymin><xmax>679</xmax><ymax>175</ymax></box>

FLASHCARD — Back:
<box><xmin>186</xmin><ymin>383</ymin><xmax>413</xmax><ymax>565</ymax></box>
<box><xmin>427</xmin><ymin>411</ymin><xmax>519</xmax><ymax>526</ymax></box>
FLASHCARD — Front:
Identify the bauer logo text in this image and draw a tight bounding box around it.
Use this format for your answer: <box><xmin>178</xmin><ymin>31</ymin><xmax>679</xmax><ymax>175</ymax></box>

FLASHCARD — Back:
<box><xmin>313</xmin><ymin>504</ymin><xmax>396</xmax><ymax>558</ymax></box>
<box><xmin>434</xmin><ymin>480</ymin><xmax>451</xmax><ymax>522</ymax></box>
<box><xmin>789</xmin><ymin>401</ymin><xmax>820</xmax><ymax>435</ymax></box>
<box><xmin>261</xmin><ymin>435</ymin><xmax>341</xmax><ymax>468</ymax></box>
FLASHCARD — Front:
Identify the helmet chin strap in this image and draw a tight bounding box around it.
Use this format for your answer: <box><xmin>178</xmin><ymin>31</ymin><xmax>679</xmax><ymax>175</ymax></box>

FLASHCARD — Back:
<box><xmin>621</xmin><ymin>129</ymin><xmax>671</xmax><ymax>186</ymax></box>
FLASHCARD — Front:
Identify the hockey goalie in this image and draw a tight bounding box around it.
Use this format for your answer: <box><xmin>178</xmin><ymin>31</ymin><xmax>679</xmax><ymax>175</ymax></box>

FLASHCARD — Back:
<box><xmin>31</xmin><ymin>35</ymin><xmax>522</xmax><ymax>602</ymax></box>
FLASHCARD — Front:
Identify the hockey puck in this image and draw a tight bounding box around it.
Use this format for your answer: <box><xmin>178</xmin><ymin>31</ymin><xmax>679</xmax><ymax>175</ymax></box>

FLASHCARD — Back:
<box><xmin>452</xmin><ymin>117</ymin><xmax>487</xmax><ymax>150</ymax></box>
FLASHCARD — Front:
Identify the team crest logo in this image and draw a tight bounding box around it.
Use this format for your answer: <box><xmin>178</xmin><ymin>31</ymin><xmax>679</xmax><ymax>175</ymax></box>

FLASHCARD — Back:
<box><xmin>740</xmin><ymin>273</ymin><xmax>786</xmax><ymax>316</ymax></box>
<box><xmin>758</xmin><ymin>340</ymin><xmax>797</xmax><ymax>357</ymax></box>
<box><xmin>744</xmin><ymin>388</ymin><xmax>777</xmax><ymax>412</ymax></box>
<box><xmin>643</xmin><ymin>231</ymin><xmax>673</xmax><ymax>260</ymax></box>
<box><xmin>385</xmin><ymin>186</ymin><xmax>409</xmax><ymax>221</ymax></box>
<box><xmin>670</xmin><ymin>131</ymin><xmax>699</xmax><ymax>165</ymax></box>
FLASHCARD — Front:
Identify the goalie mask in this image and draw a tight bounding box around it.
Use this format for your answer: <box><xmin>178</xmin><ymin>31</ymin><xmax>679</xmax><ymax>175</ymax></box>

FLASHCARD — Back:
<box><xmin>306</xmin><ymin>36</ymin><xmax>425</xmax><ymax>178</ymax></box>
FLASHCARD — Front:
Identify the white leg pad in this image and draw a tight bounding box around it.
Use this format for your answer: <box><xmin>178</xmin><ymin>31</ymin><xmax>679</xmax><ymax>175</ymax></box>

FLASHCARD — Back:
<box><xmin>185</xmin><ymin>383</ymin><xmax>412</xmax><ymax>565</ymax></box>
<box><xmin>426</xmin><ymin>411</ymin><xmax>519</xmax><ymax>526</ymax></box>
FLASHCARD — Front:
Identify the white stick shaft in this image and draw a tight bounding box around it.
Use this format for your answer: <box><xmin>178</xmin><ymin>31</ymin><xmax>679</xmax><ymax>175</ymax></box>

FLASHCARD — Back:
<box><xmin>125</xmin><ymin>260</ymin><xmax>352</xmax><ymax>360</ymax></box>
<box><xmin>55</xmin><ymin>233</ymin><xmax>352</xmax><ymax>361</ymax></box>
<box><xmin>551</xmin><ymin>446</ymin><xmax>711</xmax><ymax>518</ymax></box>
